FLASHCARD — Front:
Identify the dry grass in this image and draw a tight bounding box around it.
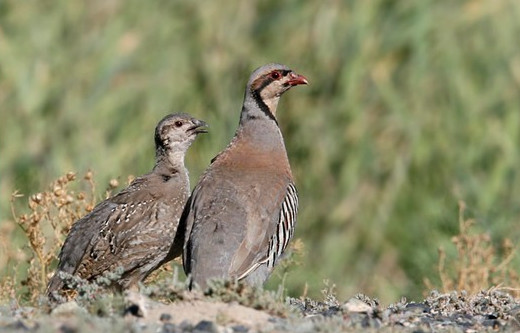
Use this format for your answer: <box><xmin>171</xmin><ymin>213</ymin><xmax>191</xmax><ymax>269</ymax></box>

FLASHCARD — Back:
<box><xmin>425</xmin><ymin>201</ymin><xmax>520</xmax><ymax>297</ymax></box>
<box><xmin>1</xmin><ymin>171</ymin><xmax>122</xmax><ymax>303</ymax></box>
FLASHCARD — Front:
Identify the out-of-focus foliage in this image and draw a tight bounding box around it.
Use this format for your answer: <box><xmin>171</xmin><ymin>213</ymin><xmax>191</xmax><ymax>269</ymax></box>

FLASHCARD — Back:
<box><xmin>2</xmin><ymin>0</ymin><xmax>520</xmax><ymax>303</ymax></box>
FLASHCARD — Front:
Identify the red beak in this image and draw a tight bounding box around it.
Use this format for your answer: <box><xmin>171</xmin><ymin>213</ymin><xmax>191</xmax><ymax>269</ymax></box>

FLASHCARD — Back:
<box><xmin>287</xmin><ymin>72</ymin><xmax>309</xmax><ymax>86</ymax></box>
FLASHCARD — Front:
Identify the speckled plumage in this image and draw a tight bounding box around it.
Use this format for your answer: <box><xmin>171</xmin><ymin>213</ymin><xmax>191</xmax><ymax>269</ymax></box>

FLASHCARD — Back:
<box><xmin>181</xmin><ymin>63</ymin><xmax>308</xmax><ymax>288</ymax></box>
<box><xmin>47</xmin><ymin>113</ymin><xmax>207</xmax><ymax>296</ymax></box>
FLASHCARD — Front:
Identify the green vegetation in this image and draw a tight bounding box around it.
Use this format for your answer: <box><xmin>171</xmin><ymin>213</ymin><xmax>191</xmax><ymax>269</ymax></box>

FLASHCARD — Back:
<box><xmin>2</xmin><ymin>0</ymin><xmax>520</xmax><ymax>304</ymax></box>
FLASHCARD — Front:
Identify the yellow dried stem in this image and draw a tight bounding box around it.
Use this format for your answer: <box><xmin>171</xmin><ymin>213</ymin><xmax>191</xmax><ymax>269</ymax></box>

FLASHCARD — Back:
<box><xmin>8</xmin><ymin>171</ymin><xmax>100</xmax><ymax>300</ymax></box>
<box><xmin>432</xmin><ymin>201</ymin><xmax>520</xmax><ymax>296</ymax></box>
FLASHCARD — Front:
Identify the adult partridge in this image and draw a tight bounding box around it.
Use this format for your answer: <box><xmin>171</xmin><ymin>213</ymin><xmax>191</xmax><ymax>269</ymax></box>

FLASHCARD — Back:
<box><xmin>181</xmin><ymin>63</ymin><xmax>308</xmax><ymax>288</ymax></box>
<box><xmin>47</xmin><ymin>113</ymin><xmax>207</xmax><ymax>296</ymax></box>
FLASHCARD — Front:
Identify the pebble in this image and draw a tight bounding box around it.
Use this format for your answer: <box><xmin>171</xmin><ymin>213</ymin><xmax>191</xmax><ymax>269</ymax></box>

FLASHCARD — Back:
<box><xmin>342</xmin><ymin>298</ymin><xmax>373</xmax><ymax>313</ymax></box>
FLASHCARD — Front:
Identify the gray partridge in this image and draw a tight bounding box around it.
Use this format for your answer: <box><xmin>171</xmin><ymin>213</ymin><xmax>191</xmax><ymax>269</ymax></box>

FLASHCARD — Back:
<box><xmin>47</xmin><ymin>113</ymin><xmax>207</xmax><ymax>296</ymax></box>
<box><xmin>181</xmin><ymin>63</ymin><xmax>308</xmax><ymax>288</ymax></box>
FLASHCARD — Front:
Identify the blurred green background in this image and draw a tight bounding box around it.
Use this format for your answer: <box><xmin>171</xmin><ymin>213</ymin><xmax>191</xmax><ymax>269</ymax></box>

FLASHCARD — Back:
<box><xmin>2</xmin><ymin>0</ymin><xmax>520</xmax><ymax>304</ymax></box>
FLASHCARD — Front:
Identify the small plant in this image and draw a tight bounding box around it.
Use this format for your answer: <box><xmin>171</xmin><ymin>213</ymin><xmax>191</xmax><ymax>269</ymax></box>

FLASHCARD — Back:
<box><xmin>272</xmin><ymin>238</ymin><xmax>305</xmax><ymax>280</ymax></box>
<box><xmin>6</xmin><ymin>171</ymin><xmax>121</xmax><ymax>303</ymax></box>
<box><xmin>203</xmin><ymin>279</ymin><xmax>292</xmax><ymax>317</ymax></box>
<box><xmin>47</xmin><ymin>267</ymin><xmax>125</xmax><ymax>307</ymax></box>
<box><xmin>425</xmin><ymin>201</ymin><xmax>519</xmax><ymax>296</ymax></box>
<box><xmin>140</xmin><ymin>266</ymin><xmax>190</xmax><ymax>303</ymax></box>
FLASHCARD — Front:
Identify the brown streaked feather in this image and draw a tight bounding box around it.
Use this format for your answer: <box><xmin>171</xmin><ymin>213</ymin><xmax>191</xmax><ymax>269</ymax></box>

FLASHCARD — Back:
<box><xmin>53</xmin><ymin>171</ymin><xmax>188</xmax><ymax>290</ymax></box>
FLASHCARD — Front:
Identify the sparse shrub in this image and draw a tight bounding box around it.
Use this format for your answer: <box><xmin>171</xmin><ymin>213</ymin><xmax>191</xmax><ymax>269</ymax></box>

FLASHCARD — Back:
<box><xmin>140</xmin><ymin>266</ymin><xmax>190</xmax><ymax>303</ymax></box>
<box><xmin>47</xmin><ymin>267</ymin><xmax>125</xmax><ymax>305</ymax></box>
<box><xmin>4</xmin><ymin>171</ymin><xmax>123</xmax><ymax>303</ymax></box>
<box><xmin>203</xmin><ymin>279</ymin><xmax>292</xmax><ymax>317</ymax></box>
<box><xmin>425</xmin><ymin>201</ymin><xmax>520</xmax><ymax>296</ymax></box>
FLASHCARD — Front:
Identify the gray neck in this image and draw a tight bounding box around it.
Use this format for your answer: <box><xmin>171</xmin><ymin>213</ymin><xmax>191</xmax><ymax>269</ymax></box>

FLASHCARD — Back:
<box><xmin>240</xmin><ymin>90</ymin><xmax>280</xmax><ymax>124</ymax></box>
<box><xmin>153</xmin><ymin>150</ymin><xmax>187</xmax><ymax>176</ymax></box>
<box><xmin>236</xmin><ymin>93</ymin><xmax>286</xmax><ymax>153</ymax></box>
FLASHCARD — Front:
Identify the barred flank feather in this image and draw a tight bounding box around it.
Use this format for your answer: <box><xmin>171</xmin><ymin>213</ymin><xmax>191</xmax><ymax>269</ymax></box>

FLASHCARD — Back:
<box><xmin>267</xmin><ymin>183</ymin><xmax>298</xmax><ymax>268</ymax></box>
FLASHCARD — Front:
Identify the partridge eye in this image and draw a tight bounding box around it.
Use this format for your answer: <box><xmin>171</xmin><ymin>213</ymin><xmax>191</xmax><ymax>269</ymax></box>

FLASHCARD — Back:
<box><xmin>270</xmin><ymin>71</ymin><xmax>281</xmax><ymax>80</ymax></box>
<box><xmin>174</xmin><ymin>121</ymin><xmax>183</xmax><ymax>127</ymax></box>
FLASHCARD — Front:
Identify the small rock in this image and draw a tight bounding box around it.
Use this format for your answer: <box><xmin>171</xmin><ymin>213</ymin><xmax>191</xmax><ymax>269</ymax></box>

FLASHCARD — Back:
<box><xmin>193</xmin><ymin>320</ymin><xmax>219</xmax><ymax>333</ymax></box>
<box><xmin>342</xmin><ymin>298</ymin><xmax>373</xmax><ymax>314</ymax></box>
<box><xmin>161</xmin><ymin>322</ymin><xmax>178</xmax><ymax>333</ymax></box>
<box><xmin>179</xmin><ymin>320</ymin><xmax>194</xmax><ymax>331</ymax></box>
<box><xmin>405</xmin><ymin>302</ymin><xmax>430</xmax><ymax>314</ymax></box>
<box><xmin>160</xmin><ymin>313</ymin><xmax>172</xmax><ymax>322</ymax></box>
<box><xmin>59</xmin><ymin>323</ymin><xmax>77</xmax><ymax>333</ymax></box>
<box><xmin>231</xmin><ymin>324</ymin><xmax>249</xmax><ymax>332</ymax></box>
<box><xmin>124</xmin><ymin>304</ymin><xmax>143</xmax><ymax>317</ymax></box>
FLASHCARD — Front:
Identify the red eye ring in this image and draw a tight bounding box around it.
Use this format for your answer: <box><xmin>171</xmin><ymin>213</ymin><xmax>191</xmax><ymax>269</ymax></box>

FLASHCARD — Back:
<box><xmin>270</xmin><ymin>71</ymin><xmax>281</xmax><ymax>80</ymax></box>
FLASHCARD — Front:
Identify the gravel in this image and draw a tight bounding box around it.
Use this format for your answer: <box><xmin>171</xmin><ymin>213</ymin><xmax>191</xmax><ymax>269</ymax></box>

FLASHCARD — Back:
<box><xmin>286</xmin><ymin>289</ymin><xmax>520</xmax><ymax>332</ymax></box>
<box><xmin>1</xmin><ymin>289</ymin><xmax>520</xmax><ymax>332</ymax></box>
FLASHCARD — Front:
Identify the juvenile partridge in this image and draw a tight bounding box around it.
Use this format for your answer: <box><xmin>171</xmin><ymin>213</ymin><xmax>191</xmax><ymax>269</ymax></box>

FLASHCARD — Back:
<box><xmin>181</xmin><ymin>63</ymin><xmax>308</xmax><ymax>288</ymax></box>
<box><xmin>47</xmin><ymin>113</ymin><xmax>207</xmax><ymax>296</ymax></box>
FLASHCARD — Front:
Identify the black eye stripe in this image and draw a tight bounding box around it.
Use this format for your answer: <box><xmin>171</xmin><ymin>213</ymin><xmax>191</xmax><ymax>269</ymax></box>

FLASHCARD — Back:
<box><xmin>280</xmin><ymin>70</ymin><xmax>291</xmax><ymax>76</ymax></box>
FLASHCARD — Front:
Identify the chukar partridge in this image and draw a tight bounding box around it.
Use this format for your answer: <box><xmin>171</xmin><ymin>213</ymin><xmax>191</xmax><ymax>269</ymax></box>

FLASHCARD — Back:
<box><xmin>181</xmin><ymin>63</ymin><xmax>308</xmax><ymax>288</ymax></box>
<box><xmin>47</xmin><ymin>113</ymin><xmax>207</xmax><ymax>296</ymax></box>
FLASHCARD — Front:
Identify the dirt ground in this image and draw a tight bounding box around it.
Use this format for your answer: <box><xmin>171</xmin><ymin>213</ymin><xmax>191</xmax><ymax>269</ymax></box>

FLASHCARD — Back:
<box><xmin>1</xmin><ymin>288</ymin><xmax>520</xmax><ymax>332</ymax></box>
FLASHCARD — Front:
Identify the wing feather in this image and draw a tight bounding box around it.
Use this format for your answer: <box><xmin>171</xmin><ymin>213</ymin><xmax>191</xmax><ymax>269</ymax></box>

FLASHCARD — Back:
<box><xmin>233</xmin><ymin>182</ymin><xmax>298</xmax><ymax>279</ymax></box>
